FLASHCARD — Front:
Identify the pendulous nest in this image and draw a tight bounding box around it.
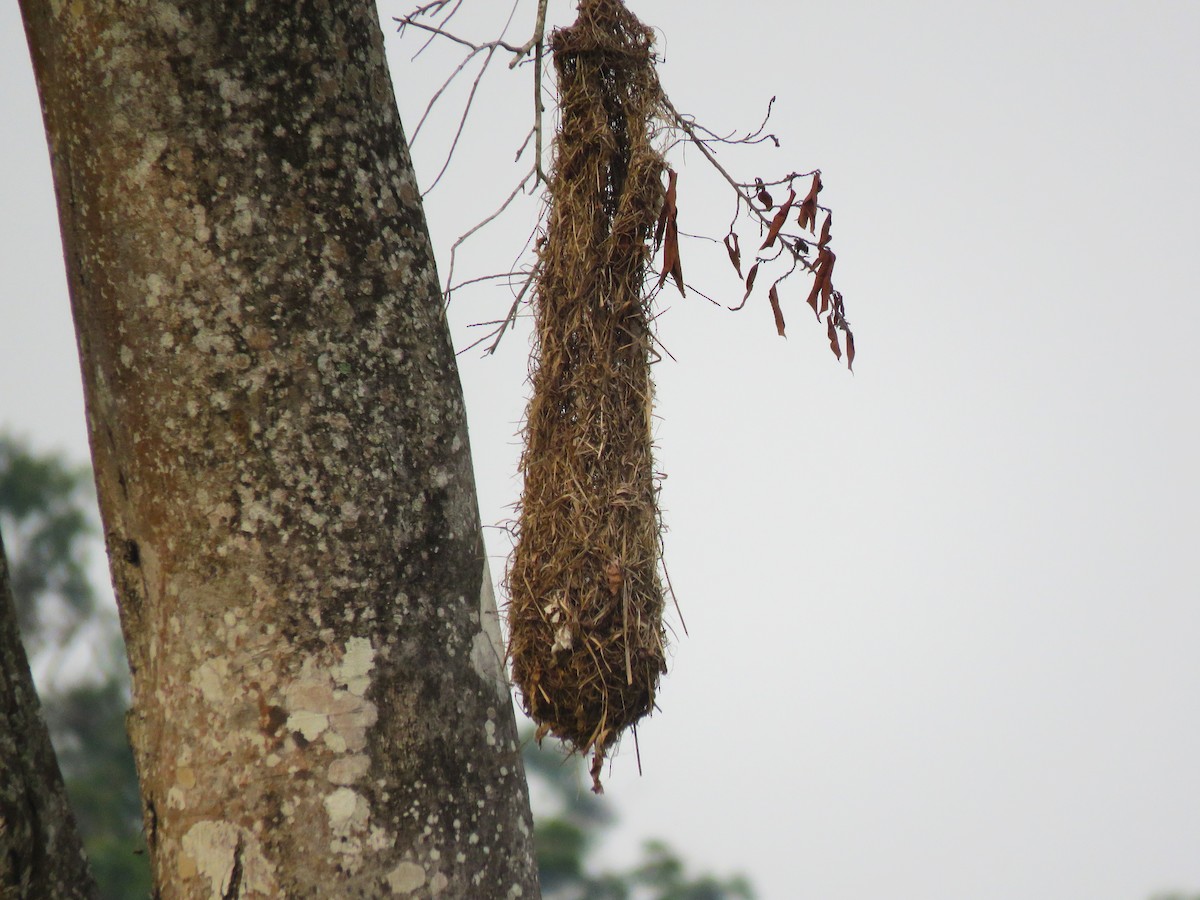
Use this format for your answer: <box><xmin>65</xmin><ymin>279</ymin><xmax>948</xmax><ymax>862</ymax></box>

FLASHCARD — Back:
<box><xmin>506</xmin><ymin>0</ymin><xmax>669</xmax><ymax>791</ymax></box>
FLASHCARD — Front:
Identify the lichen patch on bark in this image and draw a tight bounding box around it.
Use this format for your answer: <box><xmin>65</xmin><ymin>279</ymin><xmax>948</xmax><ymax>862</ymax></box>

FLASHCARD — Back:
<box><xmin>180</xmin><ymin>821</ymin><xmax>277</xmax><ymax>898</ymax></box>
<box><xmin>387</xmin><ymin>860</ymin><xmax>427</xmax><ymax>893</ymax></box>
<box><xmin>469</xmin><ymin>557</ymin><xmax>509</xmax><ymax>701</ymax></box>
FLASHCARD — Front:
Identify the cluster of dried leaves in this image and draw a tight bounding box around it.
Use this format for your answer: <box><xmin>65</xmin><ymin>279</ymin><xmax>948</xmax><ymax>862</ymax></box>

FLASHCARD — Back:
<box><xmin>657</xmin><ymin>166</ymin><xmax>855</xmax><ymax>369</ymax></box>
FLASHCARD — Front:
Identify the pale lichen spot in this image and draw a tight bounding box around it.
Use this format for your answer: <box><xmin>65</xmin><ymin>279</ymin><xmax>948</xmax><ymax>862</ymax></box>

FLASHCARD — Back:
<box><xmin>470</xmin><ymin>557</ymin><xmax>510</xmax><ymax>700</ymax></box>
<box><xmin>328</xmin><ymin>692</ymin><xmax>377</xmax><ymax>752</ymax></box>
<box><xmin>194</xmin><ymin>330</ymin><xmax>235</xmax><ymax>356</ymax></box>
<box><xmin>324</xmin><ymin>786</ymin><xmax>369</xmax><ymax>835</ymax></box>
<box><xmin>368</xmin><ymin>825</ymin><xmax>394</xmax><ymax>851</ymax></box>
<box><xmin>328</xmin><ymin>753</ymin><xmax>369</xmax><ymax>787</ymax></box>
<box><xmin>180</xmin><ymin>821</ymin><xmax>277</xmax><ymax>897</ymax></box>
<box><xmin>192</xmin><ymin>659</ymin><xmax>227</xmax><ymax>706</ymax></box>
<box><xmin>333</xmin><ymin>636</ymin><xmax>376</xmax><ymax>696</ymax></box>
<box><xmin>132</xmin><ymin>132</ymin><xmax>168</xmax><ymax>182</ymax></box>
<box><xmin>287</xmin><ymin>709</ymin><xmax>329</xmax><ymax>742</ymax></box>
<box><xmin>145</xmin><ymin>271</ymin><xmax>165</xmax><ymax>297</ymax></box>
<box><xmin>231</xmin><ymin>195</ymin><xmax>254</xmax><ymax>236</ymax></box>
<box><xmin>387</xmin><ymin>861</ymin><xmax>427</xmax><ymax>894</ymax></box>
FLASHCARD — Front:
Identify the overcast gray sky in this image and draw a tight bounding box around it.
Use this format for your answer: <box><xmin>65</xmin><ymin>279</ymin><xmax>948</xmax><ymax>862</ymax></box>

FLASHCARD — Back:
<box><xmin>4</xmin><ymin>2</ymin><xmax>1200</xmax><ymax>898</ymax></box>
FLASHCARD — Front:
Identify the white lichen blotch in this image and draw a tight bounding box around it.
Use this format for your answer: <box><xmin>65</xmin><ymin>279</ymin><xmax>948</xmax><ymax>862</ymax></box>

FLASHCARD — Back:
<box><xmin>180</xmin><ymin>821</ymin><xmax>277</xmax><ymax>897</ymax></box>
<box><xmin>387</xmin><ymin>860</ymin><xmax>427</xmax><ymax>894</ymax></box>
<box><xmin>324</xmin><ymin>787</ymin><xmax>369</xmax><ymax>834</ymax></box>
<box><xmin>470</xmin><ymin>558</ymin><xmax>509</xmax><ymax>700</ymax></box>
<box><xmin>333</xmin><ymin>635</ymin><xmax>376</xmax><ymax>696</ymax></box>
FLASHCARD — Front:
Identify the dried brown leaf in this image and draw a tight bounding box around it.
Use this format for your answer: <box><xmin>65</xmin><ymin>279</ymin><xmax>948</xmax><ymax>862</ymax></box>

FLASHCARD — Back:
<box><xmin>723</xmin><ymin>233</ymin><xmax>743</xmax><ymax>278</ymax></box>
<box><xmin>769</xmin><ymin>284</ymin><xmax>786</xmax><ymax>337</ymax></box>
<box><xmin>797</xmin><ymin>172</ymin><xmax>822</xmax><ymax>231</ymax></box>
<box><xmin>730</xmin><ymin>262</ymin><xmax>759</xmax><ymax>311</ymax></box>
<box><xmin>656</xmin><ymin>173</ymin><xmax>685</xmax><ymax>297</ymax></box>
<box><xmin>804</xmin><ymin>270</ymin><xmax>821</xmax><ymax>320</ymax></box>
<box><xmin>655</xmin><ymin>168</ymin><xmax>677</xmax><ymax>249</ymax></box>
<box><xmin>818</xmin><ymin>212</ymin><xmax>832</xmax><ymax>248</ymax></box>
<box><xmin>668</xmin><ymin>239</ymin><xmax>685</xmax><ymax>296</ymax></box>
<box><xmin>827</xmin><ymin>316</ymin><xmax>841</xmax><ymax>360</ymax></box>
<box><xmin>657</xmin><ymin>216</ymin><xmax>685</xmax><ymax>296</ymax></box>
<box><xmin>760</xmin><ymin>188</ymin><xmax>796</xmax><ymax>250</ymax></box>
<box><xmin>658</xmin><ymin>225</ymin><xmax>677</xmax><ymax>288</ymax></box>
<box><xmin>819</xmin><ymin>249</ymin><xmax>836</xmax><ymax>316</ymax></box>
<box><xmin>846</xmin><ymin>329</ymin><xmax>856</xmax><ymax>371</ymax></box>
<box><xmin>754</xmin><ymin>177</ymin><xmax>773</xmax><ymax>209</ymax></box>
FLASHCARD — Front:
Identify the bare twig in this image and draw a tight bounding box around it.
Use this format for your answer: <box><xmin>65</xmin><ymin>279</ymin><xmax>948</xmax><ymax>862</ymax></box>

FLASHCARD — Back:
<box><xmin>504</xmin><ymin>0</ymin><xmax>551</xmax><ymax>183</ymax></box>
<box><xmin>507</xmin><ymin>0</ymin><xmax>549</xmax><ymax>65</ymax></box>
<box><xmin>444</xmin><ymin>166</ymin><xmax>537</xmax><ymax>301</ymax></box>
<box><xmin>454</xmin><ymin>262</ymin><xmax>539</xmax><ymax>357</ymax></box>
<box><xmin>445</xmin><ymin>270</ymin><xmax>526</xmax><ymax>294</ymax></box>
<box><xmin>395</xmin><ymin>17</ymin><xmax>526</xmax><ymax>56</ymax></box>
<box><xmin>483</xmin><ymin>263</ymin><xmax>539</xmax><ymax>355</ymax></box>
<box><xmin>409</xmin><ymin>46</ymin><xmax>483</xmax><ymax>145</ymax></box>
<box><xmin>399</xmin><ymin>0</ymin><xmax>549</xmax><ymax>188</ymax></box>
<box><xmin>423</xmin><ymin>48</ymin><xmax>497</xmax><ymax>196</ymax></box>
<box><xmin>683</xmin><ymin>96</ymin><xmax>779</xmax><ymax>148</ymax></box>
<box><xmin>412</xmin><ymin>0</ymin><xmax>463</xmax><ymax>58</ymax></box>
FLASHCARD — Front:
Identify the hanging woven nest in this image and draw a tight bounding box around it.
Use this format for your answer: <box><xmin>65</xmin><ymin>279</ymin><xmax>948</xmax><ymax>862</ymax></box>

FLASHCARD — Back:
<box><xmin>506</xmin><ymin>0</ymin><xmax>669</xmax><ymax>791</ymax></box>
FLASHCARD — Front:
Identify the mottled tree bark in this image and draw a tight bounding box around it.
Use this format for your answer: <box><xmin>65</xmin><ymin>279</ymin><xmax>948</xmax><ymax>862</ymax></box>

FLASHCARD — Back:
<box><xmin>0</xmin><ymin>533</ymin><xmax>98</xmax><ymax>898</ymax></box>
<box><xmin>20</xmin><ymin>1</ymin><xmax>539</xmax><ymax>897</ymax></box>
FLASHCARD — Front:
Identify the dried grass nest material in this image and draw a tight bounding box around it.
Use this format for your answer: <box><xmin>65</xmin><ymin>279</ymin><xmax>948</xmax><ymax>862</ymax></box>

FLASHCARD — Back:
<box><xmin>506</xmin><ymin>0</ymin><xmax>669</xmax><ymax>791</ymax></box>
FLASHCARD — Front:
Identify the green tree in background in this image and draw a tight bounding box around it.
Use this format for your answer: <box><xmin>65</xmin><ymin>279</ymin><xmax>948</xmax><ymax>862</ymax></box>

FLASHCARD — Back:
<box><xmin>0</xmin><ymin>435</ymin><xmax>97</xmax><ymax>659</ymax></box>
<box><xmin>525</xmin><ymin>736</ymin><xmax>756</xmax><ymax>900</ymax></box>
<box><xmin>0</xmin><ymin>433</ymin><xmax>151</xmax><ymax>899</ymax></box>
<box><xmin>41</xmin><ymin>653</ymin><xmax>149</xmax><ymax>895</ymax></box>
<box><xmin>2</xmin><ymin>432</ymin><xmax>754</xmax><ymax>899</ymax></box>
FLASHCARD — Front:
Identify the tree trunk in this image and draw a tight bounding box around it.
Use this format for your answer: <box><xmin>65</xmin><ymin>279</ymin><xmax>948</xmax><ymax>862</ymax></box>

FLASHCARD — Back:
<box><xmin>20</xmin><ymin>1</ymin><xmax>539</xmax><ymax>896</ymax></box>
<box><xmin>0</xmin><ymin>532</ymin><xmax>98</xmax><ymax>898</ymax></box>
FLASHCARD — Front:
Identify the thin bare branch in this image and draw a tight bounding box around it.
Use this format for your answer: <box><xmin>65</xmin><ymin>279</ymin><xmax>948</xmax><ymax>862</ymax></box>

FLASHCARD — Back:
<box><xmin>684</xmin><ymin>96</ymin><xmax>779</xmax><ymax>148</ymax></box>
<box><xmin>484</xmin><ymin>264</ymin><xmax>539</xmax><ymax>356</ymax></box>
<box><xmin>508</xmin><ymin>0</ymin><xmax>550</xmax><ymax>66</ymax></box>
<box><xmin>444</xmin><ymin>166</ymin><xmax>536</xmax><ymax>301</ymax></box>
<box><xmin>445</xmin><ymin>270</ymin><xmax>527</xmax><ymax>294</ymax></box>
<box><xmin>412</xmin><ymin>0</ymin><xmax>463</xmax><ymax>58</ymax></box>
<box><xmin>395</xmin><ymin>17</ymin><xmax>526</xmax><ymax>56</ymax></box>
<box><xmin>409</xmin><ymin>46</ymin><xmax>484</xmax><ymax>145</ymax></box>
<box><xmin>421</xmin><ymin>44</ymin><xmax>500</xmax><ymax>197</ymax></box>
